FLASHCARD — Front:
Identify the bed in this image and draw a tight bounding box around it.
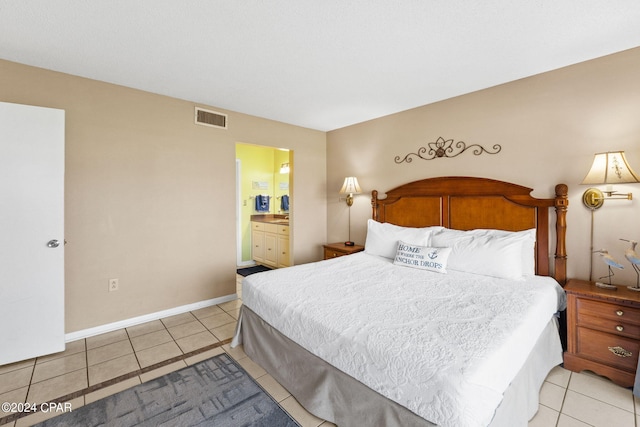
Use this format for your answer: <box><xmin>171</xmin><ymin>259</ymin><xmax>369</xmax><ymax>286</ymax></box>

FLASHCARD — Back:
<box><xmin>232</xmin><ymin>176</ymin><xmax>569</xmax><ymax>427</ymax></box>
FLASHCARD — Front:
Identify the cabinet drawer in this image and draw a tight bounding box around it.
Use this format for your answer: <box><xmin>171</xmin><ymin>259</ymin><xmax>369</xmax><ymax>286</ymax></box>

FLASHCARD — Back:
<box><xmin>264</xmin><ymin>223</ymin><xmax>278</xmax><ymax>234</ymax></box>
<box><xmin>578</xmin><ymin>313</ymin><xmax>640</xmax><ymax>338</ymax></box>
<box><xmin>277</xmin><ymin>225</ymin><xmax>289</xmax><ymax>236</ymax></box>
<box><xmin>251</xmin><ymin>221</ymin><xmax>265</xmax><ymax>231</ymax></box>
<box><xmin>577</xmin><ymin>327</ymin><xmax>640</xmax><ymax>372</ymax></box>
<box><xmin>577</xmin><ymin>298</ymin><xmax>640</xmax><ymax>324</ymax></box>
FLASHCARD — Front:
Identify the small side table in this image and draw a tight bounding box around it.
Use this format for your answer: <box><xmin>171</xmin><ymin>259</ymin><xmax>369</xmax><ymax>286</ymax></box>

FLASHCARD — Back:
<box><xmin>323</xmin><ymin>242</ymin><xmax>364</xmax><ymax>260</ymax></box>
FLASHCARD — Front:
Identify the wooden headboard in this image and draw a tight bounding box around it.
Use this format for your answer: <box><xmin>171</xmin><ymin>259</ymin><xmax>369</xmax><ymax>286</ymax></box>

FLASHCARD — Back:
<box><xmin>371</xmin><ymin>176</ymin><xmax>568</xmax><ymax>284</ymax></box>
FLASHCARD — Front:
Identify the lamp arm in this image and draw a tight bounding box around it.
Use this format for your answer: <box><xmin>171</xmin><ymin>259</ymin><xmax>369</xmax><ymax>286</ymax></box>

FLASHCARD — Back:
<box><xmin>603</xmin><ymin>190</ymin><xmax>633</xmax><ymax>200</ymax></box>
<box><xmin>582</xmin><ymin>187</ymin><xmax>633</xmax><ymax>210</ymax></box>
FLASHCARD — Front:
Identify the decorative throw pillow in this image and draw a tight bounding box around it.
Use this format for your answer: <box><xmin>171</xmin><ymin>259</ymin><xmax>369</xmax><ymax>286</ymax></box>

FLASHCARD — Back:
<box><xmin>364</xmin><ymin>219</ymin><xmax>434</xmax><ymax>259</ymax></box>
<box><xmin>393</xmin><ymin>241</ymin><xmax>451</xmax><ymax>273</ymax></box>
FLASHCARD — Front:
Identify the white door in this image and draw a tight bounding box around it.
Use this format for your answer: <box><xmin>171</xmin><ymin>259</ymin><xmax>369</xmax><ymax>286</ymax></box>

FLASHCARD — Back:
<box><xmin>0</xmin><ymin>102</ymin><xmax>65</xmax><ymax>365</ymax></box>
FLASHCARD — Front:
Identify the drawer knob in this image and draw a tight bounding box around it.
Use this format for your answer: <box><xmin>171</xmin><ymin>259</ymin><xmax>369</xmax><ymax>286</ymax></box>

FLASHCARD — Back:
<box><xmin>616</xmin><ymin>310</ymin><xmax>624</xmax><ymax>316</ymax></box>
<box><xmin>616</xmin><ymin>325</ymin><xmax>624</xmax><ymax>332</ymax></box>
<box><xmin>608</xmin><ymin>346</ymin><xmax>633</xmax><ymax>358</ymax></box>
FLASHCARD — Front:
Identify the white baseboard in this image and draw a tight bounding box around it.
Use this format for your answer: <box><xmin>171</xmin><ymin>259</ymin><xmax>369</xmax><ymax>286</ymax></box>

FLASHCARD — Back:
<box><xmin>65</xmin><ymin>293</ymin><xmax>239</xmax><ymax>343</ymax></box>
<box><xmin>237</xmin><ymin>261</ymin><xmax>256</xmax><ymax>268</ymax></box>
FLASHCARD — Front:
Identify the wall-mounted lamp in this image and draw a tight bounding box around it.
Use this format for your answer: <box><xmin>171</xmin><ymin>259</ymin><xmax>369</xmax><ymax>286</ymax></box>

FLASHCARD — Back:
<box><xmin>581</xmin><ymin>151</ymin><xmax>640</xmax><ymax>281</ymax></box>
<box><xmin>279</xmin><ymin>162</ymin><xmax>290</xmax><ymax>174</ymax></box>
<box><xmin>339</xmin><ymin>177</ymin><xmax>362</xmax><ymax>246</ymax></box>
<box><xmin>581</xmin><ymin>151</ymin><xmax>639</xmax><ymax>209</ymax></box>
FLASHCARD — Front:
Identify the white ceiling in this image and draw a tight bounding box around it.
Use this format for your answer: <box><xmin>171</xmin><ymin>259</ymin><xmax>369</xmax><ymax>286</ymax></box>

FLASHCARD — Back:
<box><xmin>1</xmin><ymin>1</ymin><xmax>640</xmax><ymax>131</ymax></box>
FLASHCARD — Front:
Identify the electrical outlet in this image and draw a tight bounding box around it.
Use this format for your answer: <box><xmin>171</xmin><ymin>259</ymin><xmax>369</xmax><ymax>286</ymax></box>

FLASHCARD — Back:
<box><xmin>108</xmin><ymin>278</ymin><xmax>119</xmax><ymax>292</ymax></box>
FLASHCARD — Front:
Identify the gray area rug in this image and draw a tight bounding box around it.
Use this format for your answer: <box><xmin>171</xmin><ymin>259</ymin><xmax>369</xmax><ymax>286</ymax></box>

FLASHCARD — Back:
<box><xmin>35</xmin><ymin>353</ymin><xmax>300</xmax><ymax>426</ymax></box>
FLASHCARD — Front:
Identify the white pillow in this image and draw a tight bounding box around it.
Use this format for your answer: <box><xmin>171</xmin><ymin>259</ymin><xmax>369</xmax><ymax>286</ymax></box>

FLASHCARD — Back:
<box><xmin>393</xmin><ymin>241</ymin><xmax>451</xmax><ymax>273</ymax></box>
<box><xmin>364</xmin><ymin>219</ymin><xmax>435</xmax><ymax>259</ymax></box>
<box><xmin>430</xmin><ymin>228</ymin><xmax>533</xmax><ymax>280</ymax></box>
<box><xmin>474</xmin><ymin>228</ymin><xmax>536</xmax><ymax>276</ymax></box>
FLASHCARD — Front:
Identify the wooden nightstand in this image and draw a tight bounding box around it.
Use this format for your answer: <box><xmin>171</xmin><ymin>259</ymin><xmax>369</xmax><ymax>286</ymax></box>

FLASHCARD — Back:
<box><xmin>323</xmin><ymin>242</ymin><xmax>364</xmax><ymax>260</ymax></box>
<box><xmin>564</xmin><ymin>278</ymin><xmax>640</xmax><ymax>387</ymax></box>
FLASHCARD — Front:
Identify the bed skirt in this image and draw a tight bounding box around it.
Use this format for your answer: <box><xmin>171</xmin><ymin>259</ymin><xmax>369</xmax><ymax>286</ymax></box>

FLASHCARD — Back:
<box><xmin>233</xmin><ymin>306</ymin><xmax>563</xmax><ymax>427</ymax></box>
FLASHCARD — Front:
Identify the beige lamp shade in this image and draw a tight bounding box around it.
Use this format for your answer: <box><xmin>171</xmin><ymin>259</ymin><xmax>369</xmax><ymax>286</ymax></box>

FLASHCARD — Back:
<box><xmin>582</xmin><ymin>151</ymin><xmax>640</xmax><ymax>185</ymax></box>
<box><xmin>339</xmin><ymin>177</ymin><xmax>362</xmax><ymax>195</ymax></box>
<box><xmin>339</xmin><ymin>177</ymin><xmax>361</xmax><ymax>207</ymax></box>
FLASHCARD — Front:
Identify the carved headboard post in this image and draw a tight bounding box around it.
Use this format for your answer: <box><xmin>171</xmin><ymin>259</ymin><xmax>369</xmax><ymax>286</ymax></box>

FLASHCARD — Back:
<box><xmin>371</xmin><ymin>190</ymin><xmax>379</xmax><ymax>221</ymax></box>
<box><xmin>554</xmin><ymin>184</ymin><xmax>569</xmax><ymax>285</ymax></box>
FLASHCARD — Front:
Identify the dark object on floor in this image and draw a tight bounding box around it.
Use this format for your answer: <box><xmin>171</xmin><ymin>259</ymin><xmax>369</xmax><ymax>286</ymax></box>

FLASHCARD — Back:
<box><xmin>35</xmin><ymin>353</ymin><xmax>299</xmax><ymax>427</ymax></box>
<box><xmin>237</xmin><ymin>265</ymin><xmax>272</xmax><ymax>276</ymax></box>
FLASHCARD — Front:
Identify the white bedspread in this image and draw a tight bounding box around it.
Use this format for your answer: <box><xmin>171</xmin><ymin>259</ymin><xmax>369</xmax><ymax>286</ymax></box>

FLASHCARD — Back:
<box><xmin>237</xmin><ymin>252</ymin><xmax>566</xmax><ymax>427</ymax></box>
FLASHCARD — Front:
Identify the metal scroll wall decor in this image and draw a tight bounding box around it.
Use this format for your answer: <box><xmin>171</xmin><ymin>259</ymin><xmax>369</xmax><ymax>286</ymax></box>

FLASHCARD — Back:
<box><xmin>394</xmin><ymin>137</ymin><xmax>501</xmax><ymax>164</ymax></box>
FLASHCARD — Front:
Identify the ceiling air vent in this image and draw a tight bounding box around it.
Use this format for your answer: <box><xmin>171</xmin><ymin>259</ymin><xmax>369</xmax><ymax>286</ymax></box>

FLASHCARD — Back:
<box><xmin>195</xmin><ymin>107</ymin><xmax>227</xmax><ymax>129</ymax></box>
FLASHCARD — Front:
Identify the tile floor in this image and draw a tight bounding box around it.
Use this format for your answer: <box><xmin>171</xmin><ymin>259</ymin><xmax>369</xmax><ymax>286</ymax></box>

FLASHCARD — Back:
<box><xmin>1</xmin><ymin>275</ymin><xmax>639</xmax><ymax>427</ymax></box>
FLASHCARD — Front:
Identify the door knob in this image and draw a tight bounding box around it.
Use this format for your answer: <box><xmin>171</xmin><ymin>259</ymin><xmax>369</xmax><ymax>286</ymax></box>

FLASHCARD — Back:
<box><xmin>47</xmin><ymin>239</ymin><xmax>60</xmax><ymax>248</ymax></box>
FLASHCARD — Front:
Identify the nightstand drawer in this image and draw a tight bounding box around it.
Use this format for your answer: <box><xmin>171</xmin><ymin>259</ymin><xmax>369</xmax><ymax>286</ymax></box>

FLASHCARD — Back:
<box><xmin>323</xmin><ymin>243</ymin><xmax>364</xmax><ymax>260</ymax></box>
<box><xmin>324</xmin><ymin>248</ymin><xmax>345</xmax><ymax>259</ymax></box>
<box><xmin>577</xmin><ymin>327</ymin><xmax>640</xmax><ymax>372</ymax></box>
<box><xmin>578</xmin><ymin>314</ymin><xmax>640</xmax><ymax>338</ymax></box>
<box><xmin>577</xmin><ymin>298</ymin><xmax>640</xmax><ymax>324</ymax></box>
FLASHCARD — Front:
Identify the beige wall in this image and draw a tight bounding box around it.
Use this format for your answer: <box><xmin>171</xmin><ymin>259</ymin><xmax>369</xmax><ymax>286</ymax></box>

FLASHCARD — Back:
<box><xmin>0</xmin><ymin>59</ymin><xmax>326</xmax><ymax>333</ymax></box>
<box><xmin>327</xmin><ymin>47</ymin><xmax>640</xmax><ymax>285</ymax></box>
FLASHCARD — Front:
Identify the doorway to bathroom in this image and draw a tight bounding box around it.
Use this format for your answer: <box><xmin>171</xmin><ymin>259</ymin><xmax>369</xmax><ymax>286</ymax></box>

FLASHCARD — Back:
<box><xmin>235</xmin><ymin>143</ymin><xmax>292</xmax><ymax>267</ymax></box>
